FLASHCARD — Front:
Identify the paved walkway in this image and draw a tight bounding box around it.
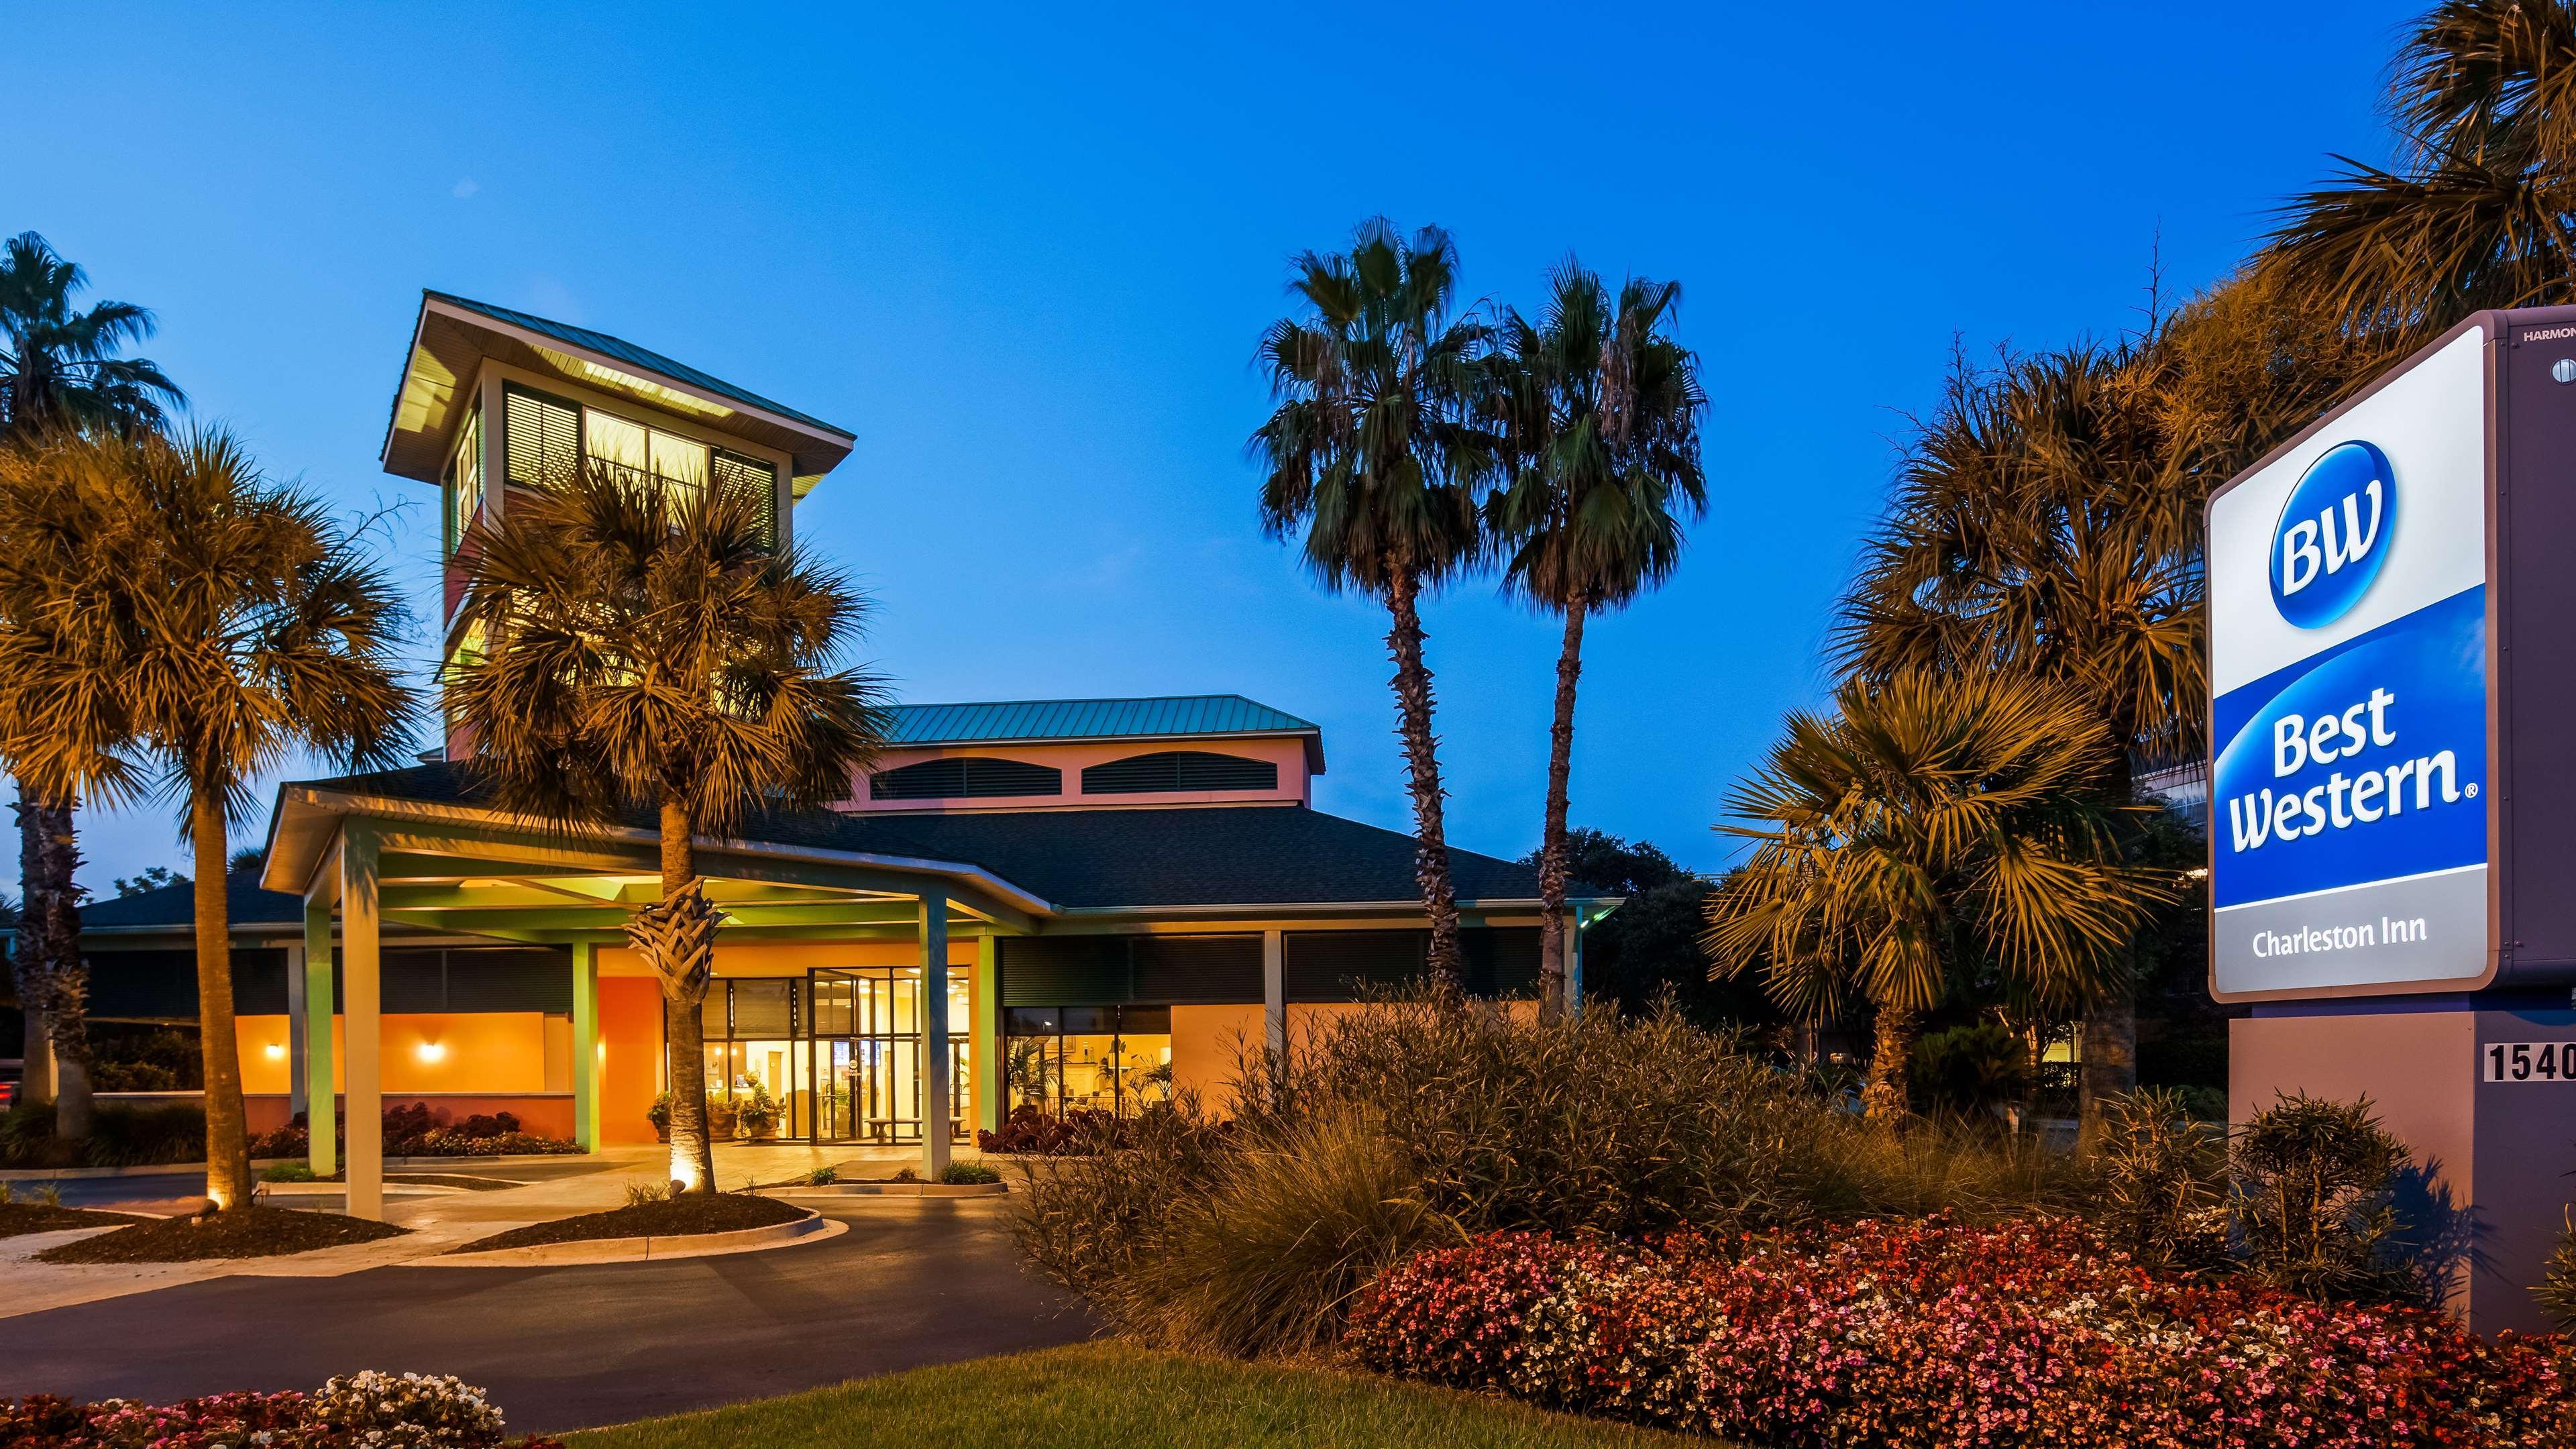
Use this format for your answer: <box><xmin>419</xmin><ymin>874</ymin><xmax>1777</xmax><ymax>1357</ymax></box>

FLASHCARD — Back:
<box><xmin>0</xmin><ymin>1147</ymin><xmax>1091</xmax><ymax>1436</ymax></box>
<box><xmin>0</xmin><ymin>1142</ymin><xmax>1000</xmax><ymax>1318</ymax></box>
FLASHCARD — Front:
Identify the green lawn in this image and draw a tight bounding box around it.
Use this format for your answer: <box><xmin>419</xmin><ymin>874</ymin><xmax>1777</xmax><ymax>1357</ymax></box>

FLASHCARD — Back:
<box><xmin>568</xmin><ymin>1342</ymin><xmax>1700</xmax><ymax>1448</ymax></box>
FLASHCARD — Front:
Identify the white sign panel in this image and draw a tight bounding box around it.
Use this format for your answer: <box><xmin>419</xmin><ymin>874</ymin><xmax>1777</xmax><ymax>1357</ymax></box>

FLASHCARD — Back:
<box><xmin>2207</xmin><ymin>327</ymin><xmax>2490</xmax><ymax>998</ymax></box>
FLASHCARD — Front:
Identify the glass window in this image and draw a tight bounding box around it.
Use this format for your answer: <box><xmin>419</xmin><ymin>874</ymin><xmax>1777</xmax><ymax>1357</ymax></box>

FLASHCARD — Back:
<box><xmin>585</xmin><ymin>409</ymin><xmax>649</xmax><ymax>474</ymax></box>
<box><xmin>649</xmin><ymin>429</ymin><xmax>708</xmax><ymax>488</ymax></box>
<box><xmin>1005</xmin><ymin>1004</ymin><xmax>1173</xmax><ymax>1118</ymax></box>
<box><xmin>448</xmin><ymin>404</ymin><xmax>483</xmax><ymax>548</ymax></box>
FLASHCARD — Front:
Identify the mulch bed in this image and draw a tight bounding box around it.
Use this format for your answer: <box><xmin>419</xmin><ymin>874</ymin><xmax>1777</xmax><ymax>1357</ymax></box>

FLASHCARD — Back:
<box><xmin>0</xmin><ymin>1201</ymin><xmax>148</xmax><ymax>1238</ymax></box>
<box><xmin>32</xmin><ymin>1203</ymin><xmax>408</xmax><ymax>1263</ymax></box>
<box><xmin>446</xmin><ymin>1191</ymin><xmax>805</xmax><ymax>1254</ymax></box>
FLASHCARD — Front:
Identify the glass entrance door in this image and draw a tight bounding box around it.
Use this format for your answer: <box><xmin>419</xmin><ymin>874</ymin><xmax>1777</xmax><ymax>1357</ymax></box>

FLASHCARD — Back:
<box><xmin>807</xmin><ymin>967</ymin><xmax>971</xmax><ymax>1144</ymax></box>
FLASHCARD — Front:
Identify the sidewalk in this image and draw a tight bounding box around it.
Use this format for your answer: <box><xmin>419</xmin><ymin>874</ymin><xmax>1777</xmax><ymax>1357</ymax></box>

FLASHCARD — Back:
<box><xmin>0</xmin><ymin>1142</ymin><xmax>990</xmax><ymax>1319</ymax></box>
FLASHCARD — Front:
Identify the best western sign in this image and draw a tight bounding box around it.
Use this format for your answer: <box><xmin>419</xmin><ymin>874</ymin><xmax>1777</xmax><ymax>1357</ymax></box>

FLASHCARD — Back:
<box><xmin>2208</xmin><ymin>310</ymin><xmax>2576</xmax><ymax>1002</ymax></box>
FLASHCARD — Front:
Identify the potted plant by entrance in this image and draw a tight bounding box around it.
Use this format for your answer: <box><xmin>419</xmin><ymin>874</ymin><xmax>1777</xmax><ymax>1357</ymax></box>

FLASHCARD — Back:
<box><xmin>647</xmin><ymin>1091</ymin><xmax>673</xmax><ymax>1143</ymax></box>
<box><xmin>735</xmin><ymin>1083</ymin><xmax>782</xmax><ymax>1141</ymax></box>
<box><xmin>707</xmin><ymin>1095</ymin><xmax>739</xmax><ymax>1142</ymax></box>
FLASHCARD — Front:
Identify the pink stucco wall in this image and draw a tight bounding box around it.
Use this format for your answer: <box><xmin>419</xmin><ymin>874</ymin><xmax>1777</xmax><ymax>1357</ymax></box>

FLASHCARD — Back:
<box><xmin>839</xmin><ymin>735</ymin><xmax>1313</xmax><ymax>813</ymax></box>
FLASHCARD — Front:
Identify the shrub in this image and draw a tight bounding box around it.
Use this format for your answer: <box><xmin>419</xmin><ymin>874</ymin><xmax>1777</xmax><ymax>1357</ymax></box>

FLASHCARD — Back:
<box><xmin>1243</xmin><ymin>991</ymin><xmax>1858</xmax><ymax>1238</ymax></box>
<box><xmin>2092</xmin><ymin>1086</ymin><xmax>2227</xmax><ymax>1273</ymax></box>
<box><xmin>978</xmin><ymin>1102</ymin><xmax>1116</xmax><ymax>1155</ymax></box>
<box><xmin>1907</xmin><ymin>1022</ymin><xmax>2031</xmax><ymax>1116</ymax></box>
<box><xmin>2233</xmin><ymin>1090</ymin><xmax>2421</xmax><ymax>1303</ymax></box>
<box><xmin>262</xmin><ymin>1161</ymin><xmax>318</xmax><ymax>1183</ymax></box>
<box><xmin>2540</xmin><ymin>1210</ymin><xmax>2576</xmax><ymax>1330</ymax></box>
<box><xmin>1</xmin><ymin>1097</ymin><xmax>206</xmax><ymax>1169</ymax></box>
<box><xmin>1009</xmin><ymin>989</ymin><xmax>2090</xmax><ymax>1358</ymax></box>
<box><xmin>937</xmin><ymin>1161</ymin><xmax>1001</xmax><ymax>1185</ymax></box>
<box><xmin>1350</xmin><ymin>1220</ymin><xmax>2576</xmax><ymax>1448</ymax></box>
<box><xmin>248</xmin><ymin>1105</ymin><xmax>582</xmax><ymax>1162</ymax></box>
<box><xmin>800</xmin><ymin>1165</ymin><xmax>839</xmax><ymax>1186</ymax></box>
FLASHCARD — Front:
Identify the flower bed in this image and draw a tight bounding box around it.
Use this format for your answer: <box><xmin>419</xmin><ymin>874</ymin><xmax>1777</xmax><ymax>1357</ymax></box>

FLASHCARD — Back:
<box><xmin>1348</xmin><ymin>1218</ymin><xmax>2576</xmax><ymax>1448</ymax></box>
<box><xmin>247</xmin><ymin>1103</ymin><xmax>583</xmax><ymax>1160</ymax></box>
<box><xmin>0</xmin><ymin>1371</ymin><xmax>561</xmax><ymax>1448</ymax></box>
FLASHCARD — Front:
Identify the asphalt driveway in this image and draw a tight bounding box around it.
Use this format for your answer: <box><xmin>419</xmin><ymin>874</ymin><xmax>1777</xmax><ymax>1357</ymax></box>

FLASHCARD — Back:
<box><xmin>0</xmin><ymin>1197</ymin><xmax>1093</xmax><ymax>1435</ymax></box>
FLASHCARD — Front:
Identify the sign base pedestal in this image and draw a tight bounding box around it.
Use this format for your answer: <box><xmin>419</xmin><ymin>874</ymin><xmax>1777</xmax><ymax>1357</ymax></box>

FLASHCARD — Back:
<box><xmin>2231</xmin><ymin>998</ymin><xmax>2576</xmax><ymax>1336</ymax></box>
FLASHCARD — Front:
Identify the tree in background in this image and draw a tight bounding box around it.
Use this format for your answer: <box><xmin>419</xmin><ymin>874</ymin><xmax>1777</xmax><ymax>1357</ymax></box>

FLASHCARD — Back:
<box><xmin>1486</xmin><ymin>262</ymin><xmax>1707</xmax><ymax>1018</ymax></box>
<box><xmin>1705</xmin><ymin>670</ymin><xmax>2169</xmax><ymax>1122</ymax></box>
<box><xmin>0</xmin><ymin>232</ymin><xmax>183</xmax><ymax>439</ymax></box>
<box><xmin>0</xmin><ymin>231</ymin><xmax>182</xmax><ymax>1141</ymax></box>
<box><xmin>448</xmin><ymin>460</ymin><xmax>888</xmax><ymax>1193</ymax></box>
<box><xmin>1523</xmin><ymin>829</ymin><xmax>1779</xmax><ymax>1028</ymax></box>
<box><xmin>0</xmin><ymin>425</ymin><xmax>413</xmax><ymax>1209</ymax></box>
<box><xmin>2263</xmin><ymin>1</ymin><xmax>2576</xmax><ymax>339</ymax></box>
<box><xmin>1254</xmin><ymin>219</ymin><xmax>1497</xmax><ymax>979</ymax></box>
<box><xmin>1835</xmin><ymin>343</ymin><xmax>2199</xmax><ymax>1144</ymax></box>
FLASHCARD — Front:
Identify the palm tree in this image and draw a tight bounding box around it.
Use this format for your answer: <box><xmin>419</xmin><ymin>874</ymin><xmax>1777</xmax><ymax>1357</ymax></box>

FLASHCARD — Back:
<box><xmin>1835</xmin><ymin>343</ymin><xmax>2198</xmax><ymax>1142</ymax></box>
<box><xmin>1485</xmin><ymin>260</ymin><xmax>1707</xmax><ymax>1017</ymax></box>
<box><xmin>2262</xmin><ymin>1</ymin><xmax>2576</xmax><ymax>337</ymax></box>
<box><xmin>0</xmin><ymin>232</ymin><xmax>184</xmax><ymax>439</ymax></box>
<box><xmin>0</xmin><ymin>232</ymin><xmax>182</xmax><ymax>1141</ymax></box>
<box><xmin>1253</xmin><ymin>219</ymin><xmax>1496</xmax><ymax>978</ymax></box>
<box><xmin>447</xmin><ymin>459</ymin><xmax>888</xmax><ymax>1193</ymax></box>
<box><xmin>0</xmin><ymin>426</ymin><xmax>415</xmax><ymax>1210</ymax></box>
<box><xmin>1704</xmin><ymin>670</ymin><xmax>2169</xmax><ymax>1121</ymax></box>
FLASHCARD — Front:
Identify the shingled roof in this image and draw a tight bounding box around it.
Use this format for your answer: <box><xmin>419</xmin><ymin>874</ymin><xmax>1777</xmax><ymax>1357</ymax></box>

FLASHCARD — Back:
<box><xmin>203</xmin><ymin>762</ymin><xmax>1576</xmax><ymax>926</ymax></box>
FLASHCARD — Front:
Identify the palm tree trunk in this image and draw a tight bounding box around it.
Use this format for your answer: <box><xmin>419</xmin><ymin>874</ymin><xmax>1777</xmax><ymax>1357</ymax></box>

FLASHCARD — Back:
<box><xmin>36</xmin><ymin>798</ymin><xmax>89</xmax><ymax>1142</ymax></box>
<box><xmin>190</xmin><ymin>790</ymin><xmax>251</xmax><ymax>1210</ymax></box>
<box><xmin>11</xmin><ymin>785</ymin><xmax>56</xmax><ymax>1111</ymax></box>
<box><xmin>1863</xmin><ymin>1000</ymin><xmax>1921</xmax><ymax>1124</ymax></box>
<box><xmin>2078</xmin><ymin>755</ymin><xmax>2142</xmax><ymax>1150</ymax></box>
<box><xmin>1536</xmin><ymin>599</ymin><xmax>1587</xmax><ymax>1021</ymax></box>
<box><xmin>635</xmin><ymin>798</ymin><xmax>720</xmax><ymax>1194</ymax></box>
<box><xmin>1385</xmin><ymin>570</ymin><xmax>1462</xmax><ymax>979</ymax></box>
<box><xmin>2078</xmin><ymin>987</ymin><xmax>2137</xmax><ymax>1154</ymax></box>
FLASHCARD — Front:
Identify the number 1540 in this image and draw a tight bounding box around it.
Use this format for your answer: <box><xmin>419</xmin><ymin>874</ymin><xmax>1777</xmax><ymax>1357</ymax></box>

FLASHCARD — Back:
<box><xmin>2484</xmin><ymin>1042</ymin><xmax>2576</xmax><ymax>1081</ymax></box>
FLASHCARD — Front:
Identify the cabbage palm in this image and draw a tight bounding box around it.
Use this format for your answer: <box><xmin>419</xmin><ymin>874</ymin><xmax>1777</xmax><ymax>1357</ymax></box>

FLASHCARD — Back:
<box><xmin>448</xmin><ymin>460</ymin><xmax>889</xmax><ymax>1193</ymax></box>
<box><xmin>1486</xmin><ymin>260</ymin><xmax>1706</xmax><ymax>1017</ymax></box>
<box><xmin>0</xmin><ymin>232</ymin><xmax>183</xmax><ymax>440</ymax></box>
<box><xmin>2262</xmin><ymin>1</ymin><xmax>2576</xmax><ymax>336</ymax></box>
<box><xmin>1836</xmin><ymin>344</ymin><xmax>2198</xmax><ymax>1140</ymax></box>
<box><xmin>1705</xmin><ymin>670</ymin><xmax>2168</xmax><ymax>1122</ymax></box>
<box><xmin>0</xmin><ymin>232</ymin><xmax>182</xmax><ymax>1138</ymax></box>
<box><xmin>1254</xmin><ymin>219</ymin><xmax>1496</xmax><ymax>979</ymax></box>
<box><xmin>0</xmin><ymin>426</ymin><xmax>415</xmax><ymax>1210</ymax></box>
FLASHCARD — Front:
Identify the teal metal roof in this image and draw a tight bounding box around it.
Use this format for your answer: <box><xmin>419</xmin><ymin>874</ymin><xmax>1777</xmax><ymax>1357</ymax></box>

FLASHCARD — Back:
<box><xmin>886</xmin><ymin>696</ymin><xmax>1323</xmax><ymax>763</ymax></box>
<box><xmin>423</xmin><ymin>290</ymin><xmax>851</xmax><ymax>439</ymax></box>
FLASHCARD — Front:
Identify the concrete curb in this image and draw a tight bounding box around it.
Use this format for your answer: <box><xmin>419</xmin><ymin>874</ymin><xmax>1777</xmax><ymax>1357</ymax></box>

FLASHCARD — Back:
<box><xmin>760</xmin><ymin>1181</ymin><xmax>1006</xmax><ymax>1198</ymax></box>
<box><xmin>426</xmin><ymin>1208</ymin><xmax>839</xmax><ymax>1267</ymax></box>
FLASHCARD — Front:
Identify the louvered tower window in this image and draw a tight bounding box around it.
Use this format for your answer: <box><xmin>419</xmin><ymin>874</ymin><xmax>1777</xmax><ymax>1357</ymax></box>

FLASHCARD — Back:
<box><xmin>871</xmin><ymin>756</ymin><xmax>1063</xmax><ymax>801</ymax></box>
<box><xmin>1081</xmin><ymin>751</ymin><xmax>1278</xmax><ymax>795</ymax></box>
<box><xmin>502</xmin><ymin>383</ymin><xmax>581</xmax><ymax>487</ymax></box>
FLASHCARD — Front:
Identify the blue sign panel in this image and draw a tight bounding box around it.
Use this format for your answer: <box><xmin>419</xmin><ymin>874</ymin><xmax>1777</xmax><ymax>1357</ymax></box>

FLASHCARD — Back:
<box><xmin>2211</xmin><ymin>584</ymin><xmax>2485</xmax><ymax>909</ymax></box>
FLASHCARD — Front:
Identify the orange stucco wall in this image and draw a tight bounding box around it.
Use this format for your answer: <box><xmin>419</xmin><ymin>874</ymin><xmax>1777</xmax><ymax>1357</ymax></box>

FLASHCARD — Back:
<box><xmin>599</xmin><ymin>976</ymin><xmax>663</xmax><ymax>1144</ymax></box>
<box><xmin>236</xmin><ymin>1012</ymin><xmax>564</xmax><ymax>1095</ymax></box>
<box><xmin>1171</xmin><ymin>1003</ymin><xmax>1265</xmax><ymax>1115</ymax></box>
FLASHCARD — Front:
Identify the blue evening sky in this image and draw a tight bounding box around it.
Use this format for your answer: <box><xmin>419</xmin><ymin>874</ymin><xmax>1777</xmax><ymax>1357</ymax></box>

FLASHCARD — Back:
<box><xmin>6</xmin><ymin>3</ymin><xmax>2416</xmax><ymax>895</ymax></box>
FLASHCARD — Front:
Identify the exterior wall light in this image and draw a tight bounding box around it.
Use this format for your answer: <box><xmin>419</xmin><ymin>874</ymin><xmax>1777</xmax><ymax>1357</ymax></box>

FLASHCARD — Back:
<box><xmin>417</xmin><ymin>1041</ymin><xmax>447</xmax><ymax>1063</ymax></box>
<box><xmin>264</xmin><ymin>1042</ymin><xmax>287</xmax><ymax>1061</ymax></box>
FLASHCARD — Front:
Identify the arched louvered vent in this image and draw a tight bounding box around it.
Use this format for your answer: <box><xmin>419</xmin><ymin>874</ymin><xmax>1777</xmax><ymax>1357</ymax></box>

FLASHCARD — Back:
<box><xmin>1080</xmin><ymin>750</ymin><xmax>1279</xmax><ymax>795</ymax></box>
<box><xmin>871</xmin><ymin>756</ymin><xmax>1063</xmax><ymax>801</ymax></box>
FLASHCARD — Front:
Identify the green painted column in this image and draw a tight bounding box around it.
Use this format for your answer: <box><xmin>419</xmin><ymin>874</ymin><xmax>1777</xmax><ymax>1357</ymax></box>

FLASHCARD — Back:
<box><xmin>301</xmin><ymin>895</ymin><xmax>336</xmax><ymax>1177</ymax></box>
<box><xmin>919</xmin><ymin>893</ymin><xmax>951</xmax><ymax>1180</ymax></box>
<box><xmin>974</xmin><ymin>933</ymin><xmax>1001</xmax><ymax>1134</ymax></box>
<box><xmin>571</xmin><ymin>941</ymin><xmax>600</xmax><ymax>1151</ymax></box>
